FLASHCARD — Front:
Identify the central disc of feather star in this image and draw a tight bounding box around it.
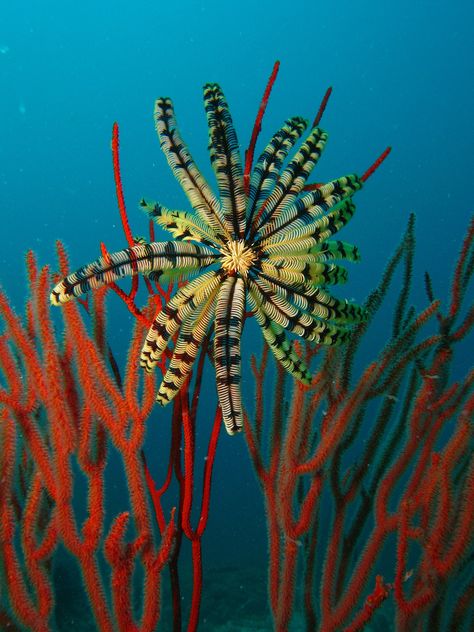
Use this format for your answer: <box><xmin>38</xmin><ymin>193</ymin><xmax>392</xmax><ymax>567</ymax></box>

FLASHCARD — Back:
<box><xmin>50</xmin><ymin>81</ymin><xmax>368</xmax><ymax>436</ymax></box>
<box><xmin>220</xmin><ymin>240</ymin><xmax>256</xmax><ymax>276</ymax></box>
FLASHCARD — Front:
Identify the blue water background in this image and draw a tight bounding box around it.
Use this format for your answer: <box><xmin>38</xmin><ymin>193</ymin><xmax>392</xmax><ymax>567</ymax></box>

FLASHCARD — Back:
<box><xmin>1</xmin><ymin>0</ymin><xmax>473</xmax><ymax>628</ymax></box>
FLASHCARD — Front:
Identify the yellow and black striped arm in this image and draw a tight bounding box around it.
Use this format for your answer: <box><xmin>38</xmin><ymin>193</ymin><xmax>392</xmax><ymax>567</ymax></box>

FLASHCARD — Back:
<box><xmin>261</xmin><ymin>200</ymin><xmax>357</xmax><ymax>252</ymax></box>
<box><xmin>255</xmin><ymin>271</ymin><xmax>366</xmax><ymax>324</ymax></box>
<box><xmin>246</xmin><ymin>117</ymin><xmax>307</xmax><ymax>234</ymax></box>
<box><xmin>247</xmin><ymin>290</ymin><xmax>312</xmax><ymax>384</ymax></box>
<box><xmin>249</xmin><ymin>275</ymin><xmax>351</xmax><ymax>345</ymax></box>
<box><xmin>156</xmin><ymin>287</ymin><xmax>218</xmax><ymax>406</ymax></box>
<box><xmin>141</xmin><ymin>200</ymin><xmax>221</xmax><ymax>247</ymax></box>
<box><xmin>204</xmin><ymin>84</ymin><xmax>247</xmax><ymax>240</ymax></box>
<box><xmin>154</xmin><ymin>97</ymin><xmax>228</xmax><ymax>239</ymax></box>
<box><xmin>50</xmin><ymin>241</ymin><xmax>218</xmax><ymax>305</ymax></box>
<box><xmin>214</xmin><ymin>276</ymin><xmax>246</xmax><ymax>434</ymax></box>
<box><xmin>260</xmin><ymin>259</ymin><xmax>349</xmax><ymax>287</ymax></box>
<box><xmin>140</xmin><ymin>269</ymin><xmax>225</xmax><ymax>372</ymax></box>
<box><xmin>301</xmin><ymin>284</ymin><xmax>367</xmax><ymax>323</ymax></box>
<box><xmin>257</xmin><ymin>239</ymin><xmax>360</xmax><ymax>263</ymax></box>
<box><xmin>251</xmin><ymin>127</ymin><xmax>328</xmax><ymax>235</ymax></box>
<box><xmin>305</xmin><ymin>240</ymin><xmax>361</xmax><ymax>263</ymax></box>
<box><xmin>257</xmin><ymin>175</ymin><xmax>361</xmax><ymax>243</ymax></box>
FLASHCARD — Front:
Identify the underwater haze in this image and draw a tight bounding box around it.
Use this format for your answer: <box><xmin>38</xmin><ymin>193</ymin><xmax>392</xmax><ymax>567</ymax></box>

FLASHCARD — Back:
<box><xmin>0</xmin><ymin>1</ymin><xmax>473</xmax><ymax>630</ymax></box>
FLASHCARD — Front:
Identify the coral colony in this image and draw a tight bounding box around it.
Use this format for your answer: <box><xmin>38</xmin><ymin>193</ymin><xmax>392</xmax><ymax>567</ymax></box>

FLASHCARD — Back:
<box><xmin>1</xmin><ymin>63</ymin><xmax>472</xmax><ymax>631</ymax></box>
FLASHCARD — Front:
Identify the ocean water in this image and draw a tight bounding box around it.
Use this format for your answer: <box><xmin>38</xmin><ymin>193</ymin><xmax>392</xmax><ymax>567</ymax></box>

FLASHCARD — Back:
<box><xmin>0</xmin><ymin>1</ymin><xmax>472</xmax><ymax>630</ymax></box>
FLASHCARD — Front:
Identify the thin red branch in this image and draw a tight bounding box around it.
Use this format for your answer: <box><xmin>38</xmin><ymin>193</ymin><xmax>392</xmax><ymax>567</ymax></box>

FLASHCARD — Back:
<box><xmin>111</xmin><ymin>122</ymin><xmax>134</xmax><ymax>248</ymax></box>
<box><xmin>360</xmin><ymin>146</ymin><xmax>392</xmax><ymax>182</ymax></box>
<box><xmin>243</xmin><ymin>61</ymin><xmax>280</xmax><ymax>195</ymax></box>
<box><xmin>312</xmin><ymin>86</ymin><xmax>332</xmax><ymax>128</ymax></box>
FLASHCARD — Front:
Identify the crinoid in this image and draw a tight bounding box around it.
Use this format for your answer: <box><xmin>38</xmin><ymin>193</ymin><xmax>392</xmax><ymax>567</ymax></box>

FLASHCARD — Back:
<box><xmin>51</xmin><ymin>72</ymin><xmax>386</xmax><ymax>434</ymax></box>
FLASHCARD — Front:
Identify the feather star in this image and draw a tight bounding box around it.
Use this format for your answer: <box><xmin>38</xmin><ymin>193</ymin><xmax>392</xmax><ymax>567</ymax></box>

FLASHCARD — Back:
<box><xmin>51</xmin><ymin>82</ymin><xmax>367</xmax><ymax>435</ymax></box>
